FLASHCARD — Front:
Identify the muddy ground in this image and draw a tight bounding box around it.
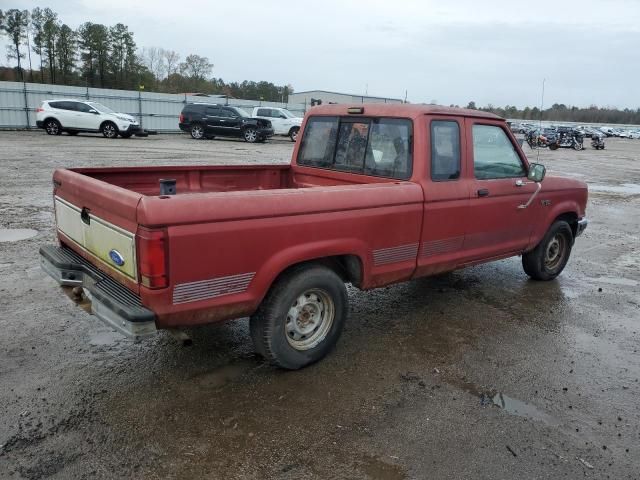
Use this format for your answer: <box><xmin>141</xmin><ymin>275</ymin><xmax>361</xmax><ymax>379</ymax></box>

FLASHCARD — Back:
<box><xmin>0</xmin><ymin>131</ymin><xmax>638</xmax><ymax>480</ymax></box>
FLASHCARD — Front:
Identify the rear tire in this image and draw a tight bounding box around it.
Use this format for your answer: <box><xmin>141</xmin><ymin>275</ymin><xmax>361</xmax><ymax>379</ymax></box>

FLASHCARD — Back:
<box><xmin>250</xmin><ymin>264</ymin><xmax>348</xmax><ymax>370</ymax></box>
<box><xmin>522</xmin><ymin>221</ymin><xmax>573</xmax><ymax>281</ymax></box>
<box><xmin>190</xmin><ymin>124</ymin><xmax>205</xmax><ymax>140</ymax></box>
<box><xmin>101</xmin><ymin>121</ymin><xmax>118</xmax><ymax>139</ymax></box>
<box><xmin>44</xmin><ymin>119</ymin><xmax>62</xmax><ymax>135</ymax></box>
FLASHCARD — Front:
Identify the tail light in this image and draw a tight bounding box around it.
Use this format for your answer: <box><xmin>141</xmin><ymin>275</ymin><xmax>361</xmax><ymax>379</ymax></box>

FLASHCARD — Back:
<box><xmin>137</xmin><ymin>227</ymin><xmax>168</xmax><ymax>289</ymax></box>
<box><xmin>36</xmin><ymin>107</ymin><xmax>44</xmax><ymax>113</ymax></box>
<box><xmin>179</xmin><ymin>113</ymin><xmax>184</xmax><ymax>123</ymax></box>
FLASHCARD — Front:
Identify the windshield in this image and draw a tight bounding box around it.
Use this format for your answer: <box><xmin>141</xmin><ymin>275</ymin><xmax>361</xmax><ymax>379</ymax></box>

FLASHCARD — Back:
<box><xmin>281</xmin><ymin>109</ymin><xmax>297</xmax><ymax>118</ymax></box>
<box><xmin>87</xmin><ymin>102</ymin><xmax>116</xmax><ymax>114</ymax></box>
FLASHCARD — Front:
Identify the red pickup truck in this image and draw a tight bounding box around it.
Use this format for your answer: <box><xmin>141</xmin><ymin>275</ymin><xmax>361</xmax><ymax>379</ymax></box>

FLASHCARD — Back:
<box><xmin>40</xmin><ymin>104</ymin><xmax>588</xmax><ymax>369</ymax></box>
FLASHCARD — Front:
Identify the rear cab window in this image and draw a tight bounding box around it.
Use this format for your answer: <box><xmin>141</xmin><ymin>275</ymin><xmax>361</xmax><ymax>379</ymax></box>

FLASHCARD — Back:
<box><xmin>297</xmin><ymin>116</ymin><xmax>413</xmax><ymax>180</ymax></box>
<box><xmin>430</xmin><ymin>120</ymin><xmax>461</xmax><ymax>181</ymax></box>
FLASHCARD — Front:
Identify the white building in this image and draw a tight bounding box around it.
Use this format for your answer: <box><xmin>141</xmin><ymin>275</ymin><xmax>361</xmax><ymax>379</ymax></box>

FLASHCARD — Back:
<box><xmin>288</xmin><ymin>90</ymin><xmax>404</xmax><ymax>106</ymax></box>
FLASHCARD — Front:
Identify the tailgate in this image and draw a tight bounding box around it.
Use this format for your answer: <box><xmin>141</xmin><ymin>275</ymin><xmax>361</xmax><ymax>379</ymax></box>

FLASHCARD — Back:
<box><xmin>53</xmin><ymin>168</ymin><xmax>143</xmax><ymax>288</ymax></box>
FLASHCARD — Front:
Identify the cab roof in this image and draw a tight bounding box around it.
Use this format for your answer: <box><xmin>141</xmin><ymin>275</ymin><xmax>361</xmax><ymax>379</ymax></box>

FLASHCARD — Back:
<box><xmin>307</xmin><ymin>103</ymin><xmax>503</xmax><ymax>120</ymax></box>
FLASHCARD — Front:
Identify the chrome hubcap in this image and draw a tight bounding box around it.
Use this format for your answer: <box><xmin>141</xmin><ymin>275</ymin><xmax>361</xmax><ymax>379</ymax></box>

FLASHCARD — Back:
<box><xmin>285</xmin><ymin>289</ymin><xmax>334</xmax><ymax>351</ymax></box>
<box><xmin>46</xmin><ymin>122</ymin><xmax>58</xmax><ymax>134</ymax></box>
<box><xmin>104</xmin><ymin>125</ymin><xmax>116</xmax><ymax>137</ymax></box>
<box><xmin>544</xmin><ymin>234</ymin><xmax>565</xmax><ymax>269</ymax></box>
<box><xmin>192</xmin><ymin>126</ymin><xmax>203</xmax><ymax>139</ymax></box>
<box><xmin>245</xmin><ymin>129</ymin><xmax>257</xmax><ymax>142</ymax></box>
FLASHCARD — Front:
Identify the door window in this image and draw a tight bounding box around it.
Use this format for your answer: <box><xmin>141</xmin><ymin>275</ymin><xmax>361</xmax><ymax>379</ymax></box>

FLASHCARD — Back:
<box><xmin>431</xmin><ymin>121</ymin><xmax>461</xmax><ymax>181</ymax></box>
<box><xmin>473</xmin><ymin>125</ymin><xmax>525</xmax><ymax>179</ymax></box>
<box><xmin>75</xmin><ymin>103</ymin><xmax>94</xmax><ymax>113</ymax></box>
<box><xmin>257</xmin><ymin>108</ymin><xmax>271</xmax><ymax>117</ymax></box>
<box><xmin>205</xmin><ymin>107</ymin><xmax>222</xmax><ymax>116</ymax></box>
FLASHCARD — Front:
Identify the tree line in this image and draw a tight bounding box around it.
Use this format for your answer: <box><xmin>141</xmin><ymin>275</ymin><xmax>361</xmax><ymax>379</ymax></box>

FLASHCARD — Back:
<box><xmin>0</xmin><ymin>8</ymin><xmax>293</xmax><ymax>102</ymax></box>
<box><xmin>457</xmin><ymin>102</ymin><xmax>640</xmax><ymax>126</ymax></box>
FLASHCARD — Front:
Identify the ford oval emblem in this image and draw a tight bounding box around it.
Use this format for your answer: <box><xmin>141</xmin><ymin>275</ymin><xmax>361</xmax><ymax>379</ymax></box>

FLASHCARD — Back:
<box><xmin>109</xmin><ymin>249</ymin><xmax>125</xmax><ymax>267</ymax></box>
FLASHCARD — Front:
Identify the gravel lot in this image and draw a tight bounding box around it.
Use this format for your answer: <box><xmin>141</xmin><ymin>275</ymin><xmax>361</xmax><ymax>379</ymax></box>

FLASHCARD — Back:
<box><xmin>0</xmin><ymin>131</ymin><xmax>639</xmax><ymax>479</ymax></box>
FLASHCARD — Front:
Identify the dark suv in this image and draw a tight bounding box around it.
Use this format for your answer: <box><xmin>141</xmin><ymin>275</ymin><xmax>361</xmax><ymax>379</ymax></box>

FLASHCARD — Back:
<box><xmin>179</xmin><ymin>104</ymin><xmax>274</xmax><ymax>143</ymax></box>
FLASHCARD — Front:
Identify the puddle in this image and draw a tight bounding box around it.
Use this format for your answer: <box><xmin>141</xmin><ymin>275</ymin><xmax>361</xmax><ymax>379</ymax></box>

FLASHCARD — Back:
<box><xmin>0</xmin><ymin>228</ymin><xmax>38</xmax><ymax>242</ymax></box>
<box><xmin>485</xmin><ymin>392</ymin><xmax>559</xmax><ymax>425</ymax></box>
<box><xmin>359</xmin><ymin>455</ymin><xmax>406</xmax><ymax>480</ymax></box>
<box><xmin>194</xmin><ymin>363</ymin><xmax>249</xmax><ymax>388</ymax></box>
<box><xmin>448</xmin><ymin>378</ymin><xmax>559</xmax><ymax>426</ymax></box>
<box><xmin>589</xmin><ymin>183</ymin><xmax>640</xmax><ymax>196</ymax></box>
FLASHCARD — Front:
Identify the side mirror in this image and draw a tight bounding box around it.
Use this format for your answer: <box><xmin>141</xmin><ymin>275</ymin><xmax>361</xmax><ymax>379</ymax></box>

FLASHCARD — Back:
<box><xmin>89</xmin><ymin>109</ymin><xmax>98</xmax><ymax>114</ymax></box>
<box><xmin>279</xmin><ymin>114</ymin><xmax>287</xmax><ymax>119</ymax></box>
<box><xmin>527</xmin><ymin>163</ymin><xmax>546</xmax><ymax>182</ymax></box>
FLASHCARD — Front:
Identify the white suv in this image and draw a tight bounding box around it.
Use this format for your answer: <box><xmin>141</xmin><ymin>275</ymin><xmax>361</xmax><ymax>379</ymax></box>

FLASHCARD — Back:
<box><xmin>35</xmin><ymin>99</ymin><xmax>141</xmax><ymax>138</ymax></box>
<box><xmin>252</xmin><ymin>107</ymin><xmax>302</xmax><ymax>141</ymax></box>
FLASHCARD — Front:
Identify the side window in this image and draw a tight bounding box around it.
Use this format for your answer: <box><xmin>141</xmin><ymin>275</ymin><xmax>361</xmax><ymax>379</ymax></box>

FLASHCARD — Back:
<box><xmin>205</xmin><ymin>107</ymin><xmax>221</xmax><ymax>116</ymax></box>
<box><xmin>431</xmin><ymin>121</ymin><xmax>461</xmax><ymax>181</ymax></box>
<box><xmin>257</xmin><ymin>108</ymin><xmax>270</xmax><ymax>117</ymax></box>
<box><xmin>50</xmin><ymin>101</ymin><xmax>74</xmax><ymax>111</ymax></box>
<box><xmin>49</xmin><ymin>101</ymin><xmax>63</xmax><ymax>110</ymax></box>
<box><xmin>220</xmin><ymin>108</ymin><xmax>235</xmax><ymax>118</ymax></box>
<box><xmin>473</xmin><ymin>125</ymin><xmax>525</xmax><ymax>180</ymax></box>
<box><xmin>75</xmin><ymin>103</ymin><xmax>93</xmax><ymax>113</ymax></box>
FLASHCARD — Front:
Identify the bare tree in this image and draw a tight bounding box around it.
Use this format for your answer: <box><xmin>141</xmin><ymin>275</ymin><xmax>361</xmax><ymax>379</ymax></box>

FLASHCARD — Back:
<box><xmin>141</xmin><ymin>46</ymin><xmax>166</xmax><ymax>81</ymax></box>
<box><xmin>163</xmin><ymin>49</ymin><xmax>180</xmax><ymax>78</ymax></box>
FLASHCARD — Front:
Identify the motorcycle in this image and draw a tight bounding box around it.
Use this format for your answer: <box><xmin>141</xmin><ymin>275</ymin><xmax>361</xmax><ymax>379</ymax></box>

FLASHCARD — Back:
<box><xmin>591</xmin><ymin>134</ymin><xmax>605</xmax><ymax>150</ymax></box>
<box><xmin>526</xmin><ymin>130</ymin><xmax>549</xmax><ymax>149</ymax></box>
<box><xmin>548</xmin><ymin>130</ymin><xmax>584</xmax><ymax>151</ymax></box>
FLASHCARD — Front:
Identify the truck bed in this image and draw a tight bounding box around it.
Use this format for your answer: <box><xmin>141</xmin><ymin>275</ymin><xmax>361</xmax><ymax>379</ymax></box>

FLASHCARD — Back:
<box><xmin>74</xmin><ymin>164</ymin><xmax>381</xmax><ymax>196</ymax></box>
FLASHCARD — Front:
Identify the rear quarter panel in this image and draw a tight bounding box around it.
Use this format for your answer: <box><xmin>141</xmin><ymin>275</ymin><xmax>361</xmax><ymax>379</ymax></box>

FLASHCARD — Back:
<box><xmin>137</xmin><ymin>183</ymin><xmax>424</xmax><ymax>327</ymax></box>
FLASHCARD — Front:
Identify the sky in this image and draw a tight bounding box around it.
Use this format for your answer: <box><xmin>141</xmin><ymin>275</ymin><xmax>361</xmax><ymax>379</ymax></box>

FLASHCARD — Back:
<box><xmin>2</xmin><ymin>0</ymin><xmax>640</xmax><ymax>108</ymax></box>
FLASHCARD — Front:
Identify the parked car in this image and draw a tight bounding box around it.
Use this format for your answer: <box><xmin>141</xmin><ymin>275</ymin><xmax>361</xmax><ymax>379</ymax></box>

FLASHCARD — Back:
<box><xmin>35</xmin><ymin>99</ymin><xmax>142</xmax><ymax>138</ymax></box>
<box><xmin>40</xmin><ymin>104</ymin><xmax>588</xmax><ymax>370</ymax></box>
<box><xmin>252</xmin><ymin>107</ymin><xmax>302</xmax><ymax>142</ymax></box>
<box><xmin>179</xmin><ymin>103</ymin><xmax>273</xmax><ymax>142</ymax></box>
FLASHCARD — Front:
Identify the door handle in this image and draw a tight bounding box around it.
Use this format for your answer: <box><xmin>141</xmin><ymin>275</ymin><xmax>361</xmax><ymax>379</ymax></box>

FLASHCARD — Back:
<box><xmin>477</xmin><ymin>189</ymin><xmax>489</xmax><ymax>197</ymax></box>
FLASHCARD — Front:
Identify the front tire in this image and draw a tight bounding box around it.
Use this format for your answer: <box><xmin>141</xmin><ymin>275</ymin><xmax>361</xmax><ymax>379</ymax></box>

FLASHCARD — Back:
<box><xmin>243</xmin><ymin>127</ymin><xmax>258</xmax><ymax>143</ymax></box>
<box><xmin>522</xmin><ymin>220</ymin><xmax>573</xmax><ymax>281</ymax></box>
<box><xmin>101</xmin><ymin>121</ymin><xmax>118</xmax><ymax>139</ymax></box>
<box><xmin>289</xmin><ymin>127</ymin><xmax>300</xmax><ymax>142</ymax></box>
<box><xmin>44</xmin><ymin>119</ymin><xmax>62</xmax><ymax>135</ymax></box>
<box><xmin>250</xmin><ymin>264</ymin><xmax>348</xmax><ymax>370</ymax></box>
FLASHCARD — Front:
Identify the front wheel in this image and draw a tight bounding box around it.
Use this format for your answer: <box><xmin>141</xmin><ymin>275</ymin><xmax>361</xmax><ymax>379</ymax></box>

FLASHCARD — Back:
<box><xmin>289</xmin><ymin>127</ymin><xmax>300</xmax><ymax>142</ymax></box>
<box><xmin>250</xmin><ymin>264</ymin><xmax>348</xmax><ymax>369</ymax></box>
<box><xmin>522</xmin><ymin>220</ymin><xmax>573</xmax><ymax>281</ymax></box>
<box><xmin>101</xmin><ymin>121</ymin><xmax>118</xmax><ymax>139</ymax></box>
<box><xmin>243</xmin><ymin>127</ymin><xmax>258</xmax><ymax>143</ymax></box>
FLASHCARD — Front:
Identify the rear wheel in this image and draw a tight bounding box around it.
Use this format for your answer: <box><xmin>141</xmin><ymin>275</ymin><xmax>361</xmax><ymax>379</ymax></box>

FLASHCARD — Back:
<box><xmin>44</xmin><ymin>119</ymin><xmax>61</xmax><ymax>135</ymax></box>
<box><xmin>250</xmin><ymin>264</ymin><xmax>348</xmax><ymax>369</ymax></box>
<box><xmin>289</xmin><ymin>127</ymin><xmax>300</xmax><ymax>142</ymax></box>
<box><xmin>243</xmin><ymin>127</ymin><xmax>258</xmax><ymax>143</ymax></box>
<box><xmin>101</xmin><ymin>121</ymin><xmax>118</xmax><ymax>139</ymax></box>
<box><xmin>190</xmin><ymin>124</ymin><xmax>205</xmax><ymax>140</ymax></box>
<box><xmin>522</xmin><ymin>220</ymin><xmax>573</xmax><ymax>281</ymax></box>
